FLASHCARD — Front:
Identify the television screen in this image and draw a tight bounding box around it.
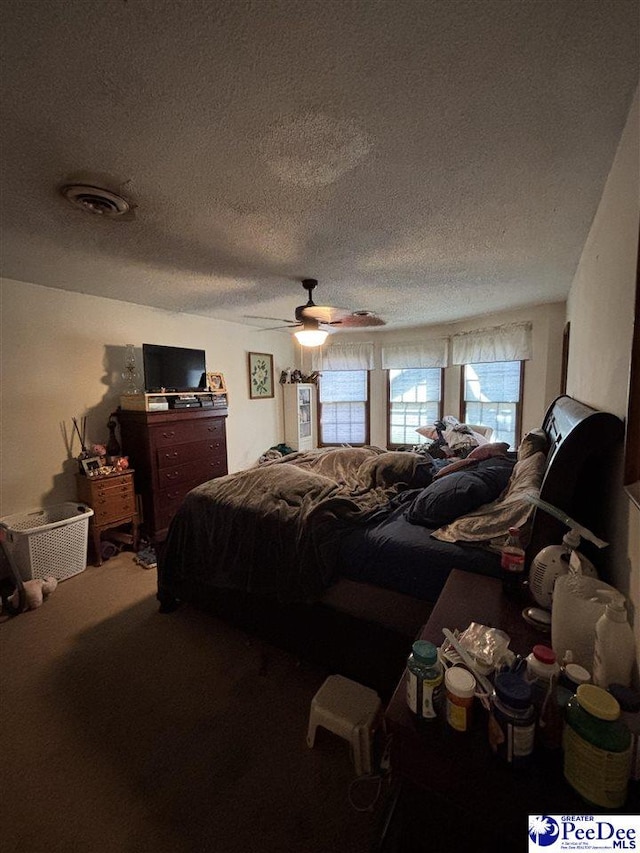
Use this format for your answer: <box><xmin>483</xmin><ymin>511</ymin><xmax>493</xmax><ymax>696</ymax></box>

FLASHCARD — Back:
<box><xmin>142</xmin><ymin>344</ymin><xmax>207</xmax><ymax>392</ymax></box>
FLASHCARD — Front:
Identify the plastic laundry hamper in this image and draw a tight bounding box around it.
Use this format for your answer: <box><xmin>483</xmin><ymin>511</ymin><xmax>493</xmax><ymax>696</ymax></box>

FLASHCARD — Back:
<box><xmin>0</xmin><ymin>502</ymin><xmax>94</xmax><ymax>582</ymax></box>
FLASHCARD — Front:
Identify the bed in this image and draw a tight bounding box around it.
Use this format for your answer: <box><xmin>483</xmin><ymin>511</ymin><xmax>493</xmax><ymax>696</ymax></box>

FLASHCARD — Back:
<box><xmin>156</xmin><ymin>395</ymin><xmax>623</xmax><ymax>690</ymax></box>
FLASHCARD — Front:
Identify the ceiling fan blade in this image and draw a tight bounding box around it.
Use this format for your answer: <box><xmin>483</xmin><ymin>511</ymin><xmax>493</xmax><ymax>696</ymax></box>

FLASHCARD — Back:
<box><xmin>339</xmin><ymin>313</ymin><xmax>386</xmax><ymax>327</ymax></box>
<box><xmin>257</xmin><ymin>323</ymin><xmax>303</xmax><ymax>331</ymax></box>
<box><xmin>297</xmin><ymin>305</ymin><xmax>350</xmax><ymax>323</ymax></box>
<box><xmin>244</xmin><ymin>314</ymin><xmax>295</xmax><ymax>324</ymax></box>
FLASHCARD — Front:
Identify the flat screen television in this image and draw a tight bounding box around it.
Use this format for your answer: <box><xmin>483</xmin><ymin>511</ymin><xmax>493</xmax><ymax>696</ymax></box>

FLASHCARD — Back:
<box><xmin>142</xmin><ymin>343</ymin><xmax>207</xmax><ymax>392</ymax></box>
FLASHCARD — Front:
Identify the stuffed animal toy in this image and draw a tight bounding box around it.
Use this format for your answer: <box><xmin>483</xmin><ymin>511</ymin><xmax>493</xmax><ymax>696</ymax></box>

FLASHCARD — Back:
<box><xmin>7</xmin><ymin>576</ymin><xmax>58</xmax><ymax>613</ymax></box>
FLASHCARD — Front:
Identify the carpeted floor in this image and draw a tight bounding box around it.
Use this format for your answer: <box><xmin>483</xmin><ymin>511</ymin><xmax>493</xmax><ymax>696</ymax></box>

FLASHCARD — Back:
<box><xmin>0</xmin><ymin>553</ymin><xmax>392</xmax><ymax>852</ymax></box>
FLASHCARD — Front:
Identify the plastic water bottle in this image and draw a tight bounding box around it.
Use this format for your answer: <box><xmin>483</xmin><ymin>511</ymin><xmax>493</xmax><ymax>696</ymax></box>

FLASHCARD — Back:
<box><xmin>525</xmin><ymin>644</ymin><xmax>560</xmax><ymax>707</ymax></box>
<box><xmin>592</xmin><ymin>596</ymin><xmax>636</xmax><ymax>688</ymax></box>
<box><xmin>501</xmin><ymin>527</ymin><xmax>526</xmax><ymax>595</ymax></box>
<box><xmin>406</xmin><ymin>640</ymin><xmax>443</xmax><ymax>722</ymax></box>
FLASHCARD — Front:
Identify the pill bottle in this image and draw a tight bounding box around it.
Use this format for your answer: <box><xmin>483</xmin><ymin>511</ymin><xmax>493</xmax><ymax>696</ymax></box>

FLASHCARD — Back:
<box><xmin>444</xmin><ymin>666</ymin><xmax>476</xmax><ymax>732</ymax></box>
<box><xmin>488</xmin><ymin>672</ymin><xmax>535</xmax><ymax>767</ymax></box>
<box><xmin>406</xmin><ymin>640</ymin><xmax>443</xmax><ymax>722</ymax></box>
<box><xmin>525</xmin><ymin>645</ymin><xmax>560</xmax><ymax>687</ymax></box>
<box><xmin>559</xmin><ymin>662</ymin><xmax>591</xmax><ymax>693</ymax></box>
<box><xmin>563</xmin><ymin>684</ymin><xmax>632</xmax><ymax>808</ymax></box>
<box><xmin>525</xmin><ymin>644</ymin><xmax>561</xmax><ymax>722</ymax></box>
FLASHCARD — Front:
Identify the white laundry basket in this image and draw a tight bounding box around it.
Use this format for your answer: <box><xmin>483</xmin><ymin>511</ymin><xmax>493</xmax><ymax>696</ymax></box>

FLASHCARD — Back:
<box><xmin>0</xmin><ymin>503</ymin><xmax>94</xmax><ymax>582</ymax></box>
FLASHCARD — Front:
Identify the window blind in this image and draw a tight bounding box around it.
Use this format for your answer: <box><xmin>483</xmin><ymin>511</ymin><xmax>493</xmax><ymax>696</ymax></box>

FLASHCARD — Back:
<box><xmin>451</xmin><ymin>322</ymin><xmax>532</xmax><ymax>365</ymax></box>
<box><xmin>312</xmin><ymin>342</ymin><xmax>374</xmax><ymax>371</ymax></box>
<box><xmin>381</xmin><ymin>339</ymin><xmax>448</xmax><ymax>369</ymax></box>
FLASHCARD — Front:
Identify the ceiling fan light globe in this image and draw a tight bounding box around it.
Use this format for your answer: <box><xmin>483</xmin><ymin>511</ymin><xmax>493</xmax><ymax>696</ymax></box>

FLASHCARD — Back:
<box><xmin>294</xmin><ymin>328</ymin><xmax>328</xmax><ymax>347</ymax></box>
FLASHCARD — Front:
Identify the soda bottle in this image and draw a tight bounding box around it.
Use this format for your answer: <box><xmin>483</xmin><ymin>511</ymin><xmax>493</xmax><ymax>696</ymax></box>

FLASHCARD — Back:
<box><xmin>501</xmin><ymin>527</ymin><xmax>525</xmax><ymax>595</ymax></box>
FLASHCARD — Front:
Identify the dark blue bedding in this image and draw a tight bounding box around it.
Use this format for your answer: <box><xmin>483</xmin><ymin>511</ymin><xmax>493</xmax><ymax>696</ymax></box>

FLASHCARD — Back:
<box><xmin>337</xmin><ymin>496</ymin><xmax>501</xmax><ymax>601</ymax></box>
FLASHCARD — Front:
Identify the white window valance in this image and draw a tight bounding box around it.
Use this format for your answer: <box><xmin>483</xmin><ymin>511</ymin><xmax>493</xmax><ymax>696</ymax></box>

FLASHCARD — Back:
<box><xmin>381</xmin><ymin>339</ymin><xmax>449</xmax><ymax>369</ymax></box>
<box><xmin>312</xmin><ymin>341</ymin><xmax>375</xmax><ymax>371</ymax></box>
<box><xmin>451</xmin><ymin>322</ymin><xmax>533</xmax><ymax>365</ymax></box>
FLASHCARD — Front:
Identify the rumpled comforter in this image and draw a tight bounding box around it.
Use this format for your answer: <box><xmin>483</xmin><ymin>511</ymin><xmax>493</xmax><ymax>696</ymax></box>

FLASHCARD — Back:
<box><xmin>158</xmin><ymin>446</ymin><xmax>433</xmax><ymax>604</ymax></box>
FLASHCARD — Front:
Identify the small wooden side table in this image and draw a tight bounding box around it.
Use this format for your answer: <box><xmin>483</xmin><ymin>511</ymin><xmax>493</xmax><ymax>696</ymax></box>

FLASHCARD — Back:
<box><xmin>76</xmin><ymin>470</ymin><xmax>139</xmax><ymax>566</ymax></box>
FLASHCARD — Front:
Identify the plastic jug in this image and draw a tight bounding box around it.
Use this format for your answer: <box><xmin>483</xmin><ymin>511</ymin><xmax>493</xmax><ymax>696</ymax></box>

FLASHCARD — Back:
<box><xmin>551</xmin><ymin>567</ymin><xmax>619</xmax><ymax>670</ymax></box>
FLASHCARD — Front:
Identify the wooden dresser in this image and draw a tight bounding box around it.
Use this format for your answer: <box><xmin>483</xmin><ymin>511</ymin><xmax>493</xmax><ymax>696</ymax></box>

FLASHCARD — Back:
<box><xmin>117</xmin><ymin>407</ymin><xmax>228</xmax><ymax>541</ymax></box>
<box><xmin>76</xmin><ymin>470</ymin><xmax>139</xmax><ymax>566</ymax></box>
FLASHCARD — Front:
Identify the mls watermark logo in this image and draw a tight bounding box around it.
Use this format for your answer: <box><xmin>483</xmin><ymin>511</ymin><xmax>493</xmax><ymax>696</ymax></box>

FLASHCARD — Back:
<box><xmin>529</xmin><ymin>816</ymin><xmax>560</xmax><ymax>847</ymax></box>
<box><xmin>529</xmin><ymin>815</ymin><xmax>639</xmax><ymax>851</ymax></box>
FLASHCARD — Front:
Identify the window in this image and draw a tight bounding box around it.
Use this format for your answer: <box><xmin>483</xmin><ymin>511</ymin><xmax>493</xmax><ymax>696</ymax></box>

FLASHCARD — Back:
<box><xmin>388</xmin><ymin>368</ymin><xmax>442</xmax><ymax>447</ymax></box>
<box><xmin>319</xmin><ymin>370</ymin><xmax>369</xmax><ymax>445</ymax></box>
<box><xmin>462</xmin><ymin>361</ymin><xmax>523</xmax><ymax>449</ymax></box>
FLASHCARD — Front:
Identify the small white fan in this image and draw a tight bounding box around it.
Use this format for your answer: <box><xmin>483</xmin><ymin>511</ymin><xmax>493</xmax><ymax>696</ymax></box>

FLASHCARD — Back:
<box><xmin>529</xmin><ymin>529</ymin><xmax>598</xmax><ymax>609</ymax></box>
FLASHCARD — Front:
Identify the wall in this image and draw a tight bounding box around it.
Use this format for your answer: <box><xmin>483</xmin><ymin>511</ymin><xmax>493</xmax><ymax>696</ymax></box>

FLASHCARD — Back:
<box><xmin>566</xmin><ymin>87</ymin><xmax>640</xmax><ymax>675</ymax></box>
<box><xmin>0</xmin><ymin>279</ymin><xmax>295</xmax><ymax>515</ymax></box>
<box><xmin>301</xmin><ymin>302</ymin><xmax>566</xmax><ymax>449</ymax></box>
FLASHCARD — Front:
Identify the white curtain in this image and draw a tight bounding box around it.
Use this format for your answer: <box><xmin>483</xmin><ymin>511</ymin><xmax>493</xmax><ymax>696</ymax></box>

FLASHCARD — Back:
<box><xmin>451</xmin><ymin>322</ymin><xmax>533</xmax><ymax>365</ymax></box>
<box><xmin>381</xmin><ymin>339</ymin><xmax>449</xmax><ymax>369</ymax></box>
<box><xmin>311</xmin><ymin>341</ymin><xmax>375</xmax><ymax>371</ymax></box>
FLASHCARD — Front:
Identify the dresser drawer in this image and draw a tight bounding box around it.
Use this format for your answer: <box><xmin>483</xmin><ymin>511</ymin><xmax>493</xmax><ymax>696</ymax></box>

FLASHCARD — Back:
<box><xmin>156</xmin><ymin>484</ymin><xmax>198</xmax><ymax>529</ymax></box>
<box><xmin>156</xmin><ymin>439</ymin><xmax>226</xmax><ymax>469</ymax></box>
<box><xmin>90</xmin><ymin>476</ymin><xmax>134</xmax><ymax>500</ymax></box>
<box><xmin>157</xmin><ymin>456</ymin><xmax>227</xmax><ymax>488</ymax></box>
<box><xmin>92</xmin><ymin>494</ymin><xmax>137</xmax><ymax>524</ymax></box>
<box><xmin>152</xmin><ymin>418</ymin><xmax>225</xmax><ymax>448</ymax></box>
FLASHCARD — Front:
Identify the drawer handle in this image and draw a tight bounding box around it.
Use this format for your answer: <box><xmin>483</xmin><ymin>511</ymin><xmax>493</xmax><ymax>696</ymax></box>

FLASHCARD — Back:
<box><xmin>167</xmin><ymin>491</ymin><xmax>182</xmax><ymax>500</ymax></box>
<box><xmin>162</xmin><ymin>431</ymin><xmax>177</xmax><ymax>439</ymax></box>
<box><xmin>165</xmin><ymin>471</ymin><xmax>180</xmax><ymax>480</ymax></box>
<box><xmin>163</xmin><ymin>451</ymin><xmax>179</xmax><ymax>459</ymax></box>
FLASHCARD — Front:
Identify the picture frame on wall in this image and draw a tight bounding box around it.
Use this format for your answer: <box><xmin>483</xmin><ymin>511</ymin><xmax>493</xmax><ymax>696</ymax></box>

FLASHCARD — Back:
<box><xmin>248</xmin><ymin>352</ymin><xmax>274</xmax><ymax>399</ymax></box>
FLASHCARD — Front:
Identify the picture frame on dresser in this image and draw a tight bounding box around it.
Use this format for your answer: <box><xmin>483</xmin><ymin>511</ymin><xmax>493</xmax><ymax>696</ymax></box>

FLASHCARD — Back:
<box><xmin>81</xmin><ymin>457</ymin><xmax>101</xmax><ymax>475</ymax></box>
<box><xmin>207</xmin><ymin>372</ymin><xmax>227</xmax><ymax>394</ymax></box>
<box><xmin>248</xmin><ymin>352</ymin><xmax>274</xmax><ymax>399</ymax></box>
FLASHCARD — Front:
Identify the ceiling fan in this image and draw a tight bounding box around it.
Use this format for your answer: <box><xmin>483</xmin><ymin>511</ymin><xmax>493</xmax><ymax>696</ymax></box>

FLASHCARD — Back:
<box><xmin>246</xmin><ymin>279</ymin><xmax>385</xmax><ymax>346</ymax></box>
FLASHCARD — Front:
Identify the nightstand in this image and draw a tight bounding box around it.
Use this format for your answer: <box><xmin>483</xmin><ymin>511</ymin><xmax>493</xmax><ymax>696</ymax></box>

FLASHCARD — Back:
<box><xmin>76</xmin><ymin>470</ymin><xmax>139</xmax><ymax>566</ymax></box>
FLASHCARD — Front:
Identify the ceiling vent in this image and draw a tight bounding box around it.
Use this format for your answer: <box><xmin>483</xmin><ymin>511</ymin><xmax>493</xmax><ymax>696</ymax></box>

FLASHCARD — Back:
<box><xmin>60</xmin><ymin>184</ymin><xmax>132</xmax><ymax>218</ymax></box>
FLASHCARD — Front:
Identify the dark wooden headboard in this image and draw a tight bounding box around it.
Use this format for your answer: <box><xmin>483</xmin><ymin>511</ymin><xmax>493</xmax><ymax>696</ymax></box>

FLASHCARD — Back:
<box><xmin>527</xmin><ymin>395</ymin><xmax>624</xmax><ymax>569</ymax></box>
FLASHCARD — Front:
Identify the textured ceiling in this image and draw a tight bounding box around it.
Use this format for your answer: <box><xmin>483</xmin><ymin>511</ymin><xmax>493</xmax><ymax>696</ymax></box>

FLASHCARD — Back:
<box><xmin>1</xmin><ymin>0</ymin><xmax>638</xmax><ymax>333</ymax></box>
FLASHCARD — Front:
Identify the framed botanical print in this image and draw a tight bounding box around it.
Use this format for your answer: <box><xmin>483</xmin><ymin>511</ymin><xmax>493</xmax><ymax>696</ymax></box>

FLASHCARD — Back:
<box><xmin>248</xmin><ymin>352</ymin><xmax>274</xmax><ymax>399</ymax></box>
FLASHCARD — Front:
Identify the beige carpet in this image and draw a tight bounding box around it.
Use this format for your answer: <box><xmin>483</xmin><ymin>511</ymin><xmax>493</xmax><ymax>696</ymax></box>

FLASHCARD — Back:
<box><xmin>0</xmin><ymin>553</ymin><xmax>387</xmax><ymax>852</ymax></box>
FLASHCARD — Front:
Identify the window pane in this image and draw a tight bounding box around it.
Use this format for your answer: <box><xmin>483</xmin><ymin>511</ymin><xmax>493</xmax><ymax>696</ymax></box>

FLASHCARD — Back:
<box><xmin>319</xmin><ymin>370</ymin><xmax>368</xmax><ymax>444</ymax></box>
<box><xmin>319</xmin><ymin>370</ymin><xmax>367</xmax><ymax>403</ymax></box>
<box><xmin>463</xmin><ymin>361</ymin><xmax>521</xmax><ymax>448</ymax></box>
<box><xmin>321</xmin><ymin>402</ymin><xmax>366</xmax><ymax>444</ymax></box>
<box><xmin>389</xmin><ymin>368</ymin><xmax>442</xmax><ymax>445</ymax></box>
<box><xmin>464</xmin><ymin>362</ymin><xmax>521</xmax><ymax>403</ymax></box>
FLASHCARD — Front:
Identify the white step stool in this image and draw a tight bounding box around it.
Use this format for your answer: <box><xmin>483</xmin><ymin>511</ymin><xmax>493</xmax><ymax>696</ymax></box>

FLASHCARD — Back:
<box><xmin>306</xmin><ymin>674</ymin><xmax>382</xmax><ymax>776</ymax></box>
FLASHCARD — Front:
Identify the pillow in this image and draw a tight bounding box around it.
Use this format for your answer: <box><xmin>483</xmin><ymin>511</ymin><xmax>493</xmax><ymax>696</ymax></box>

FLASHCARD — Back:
<box><xmin>468</xmin><ymin>442</ymin><xmax>510</xmax><ymax>461</ymax></box>
<box><xmin>433</xmin><ymin>442</ymin><xmax>511</xmax><ymax>479</ymax></box>
<box><xmin>431</xmin><ymin>451</ymin><xmax>546</xmax><ymax>548</ymax></box>
<box><xmin>406</xmin><ymin>457</ymin><xmax>515</xmax><ymax>527</ymax></box>
<box><xmin>518</xmin><ymin>429</ymin><xmax>549</xmax><ymax>460</ymax></box>
<box><xmin>415</xmin><ymin>425</ymin><xmax>438</xmax><ymax>440</ymax></box>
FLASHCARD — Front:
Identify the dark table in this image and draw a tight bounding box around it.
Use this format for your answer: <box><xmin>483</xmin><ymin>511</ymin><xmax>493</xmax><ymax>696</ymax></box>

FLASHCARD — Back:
<box><xmin>381</xmin><ymin>570</ymin><xmax>638</xmax><ymax>851</ymax></box>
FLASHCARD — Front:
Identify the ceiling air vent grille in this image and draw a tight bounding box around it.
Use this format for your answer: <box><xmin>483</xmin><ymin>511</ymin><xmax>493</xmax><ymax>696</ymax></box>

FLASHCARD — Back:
<box><xmin>60</xmin><ymin>184</ymin><xmax>131</xmax><ymax>218</ymax></box>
